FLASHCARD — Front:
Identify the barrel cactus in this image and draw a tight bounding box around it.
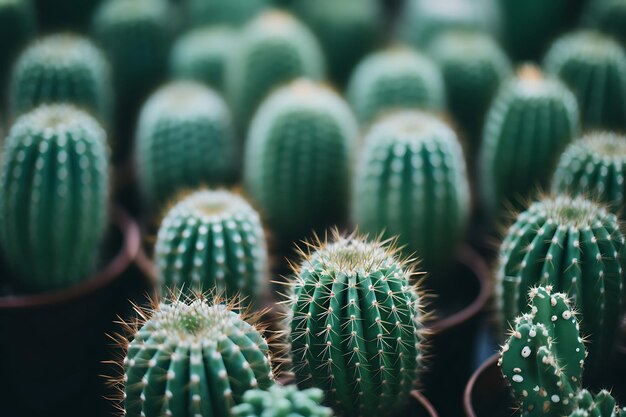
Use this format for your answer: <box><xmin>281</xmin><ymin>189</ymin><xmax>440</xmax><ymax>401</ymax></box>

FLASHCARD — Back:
<box><xmin>544</xmin><ymin>30</ymin><xmax>626</xmax><ymax>131</ymax></box>
<box><xmin>496</xmin><ymin>195</ymin><xmax>625</xmax><ymax>375</ymax></box>
<box><xmin>571</xmin><ymin>390</ymin><xmax>626</xmax><ymax>417</ymax></box>
<box><xmin>244</xmin><ymin>80</ymin><xmax>357</xmax><ymax>243</ymax></box>
<box><xmin>346</xmin><ymin>47</ymin><xmax>446</xmax><ymax>125</ymax></box>
<box><xmin>479</xmin><ymin>65</ymin><xmax>579</xmax><ymax>217</ymax></box>
<box><xmin>123</xmin><ymin>297</ymin><xmax>274</xmax><ymax>417</ymax></box>
<box><xmin>287</xmin><ymin>232</ymin><xmax>424</xmax><ymax>417</ymax></box>
<box><xmin>9</xmin><ymin>34</ymin><xmax>112</xmax><ymax>125</ymax></box>
<box><xmin>231</xmin><ymin>386</ymin><xmax>333</xmax><ymax>417</ymax></box>
<box><xmin>135</xmin><ymin>81</ymin><xmax>237</xmax><ymax>208</ymax></box>
<box><xmin>0</xmin><ymin>0</ymin><xmax>35</xmax><ymax>89</ymax></box>
<box><xmin>226</xmin><ymin>10</ymin><xmax>325</xmax><ymax>131</ymax></box>
<box><xmin>184</xmin><ymin>0</ymin><xmax>268</xmax><ymax>27</ymax></box>
<box><xmin>352</xmin><ymin>110</ymin><xmax>470</xmax><ymax>270</ymax></box>
<box><xmin>169</xmin><ymin>26</ymin><xmax>235</xmax><ymax>93</ymax></box>
<box><xmin>0</xmin><ymin>104</ymin><xmax>109</xmax><ymax>291</ymax></box>
<box><xmin>553</xmin><ymin>132</ymin><xmax>626</xmax><ymax>215</ymax></box>
<box><xmin>584</xmin><ymin>0</ymin><xmax>626</xmax><ymax>48</ymax></box>
<box><xmin>154</xmin><ymin>189</ymin><xmax>268</xmax><ymax>305</ymax></box>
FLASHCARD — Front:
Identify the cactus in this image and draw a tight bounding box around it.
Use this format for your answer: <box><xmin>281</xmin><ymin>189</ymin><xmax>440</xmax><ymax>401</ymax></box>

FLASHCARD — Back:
<box><xmin>427</xmin><ymin>30</ymin><xmax>512</xmax><ymax>148</ymax></box>
<box><xmin>122</xmin><ymin>297</ymin><xmax>274</xmax><ymax>417</ymax></box>
<box><xmin>230</xmin><ymin>385</ymin><xmax>333</xmax><ymax>417</ymax></box>
<box><xmin>8</xmin><ymin>34</ymin><xmax>112</xmax><ymax>125</ymax></box>
<box><xmin>184</xmin><ymin>0</ymin><xmax>268</xmax><ymax>27</ymax></box>
<box><xmin>544</xmin><ymin>30</ymin><xmax>626</xmax><ymax>131</ymax></box>
<box><xmin>135</xmin><ymin>81</ymin><xmax>237</xmax><ymax>207</ymax></box>
<box><xmin>244</xmin><ymin>80</ymin><xmax>357</xmax><ymax>243</ymax></box>
<box><xmin>553</xmin><ymin>133</ymin><xmax>626</xmax><ymax>215</ymax></box>
<box><xmin>571</xmin><ymin>390</ymin><xmax>626</xmax><ymax>417</ymax></box>
<box><xmin>153</xmin><ymin>189</ymin><xmax>268</xmax><ymax>305</ymax></box>
<box><xmin>496</xmin><ymin>195</ymin><xmax>625</xmax><ymax>376</ymax></box>
<box><xmin>584</xmin><ymin>0</ymin><xmax>626</xmax><ymax>48</ymax></box>
<box><xmin>0</xmin><ymin>0</ymin><xmax>35</xmax><ymax>89</ymax></box>
<box><xmin>0</xmin><ymin>104</ymin><xmax>109</xmax><ymax>291</ymax></box>
<box><xmin>169</xmin><ymin>26</ymin><xmax>235</xmax><ymax>93</ymax></box>
<box><xmin>226</xmin><ymin>10</ymin><xmax>325</xmax><ymax>132</ymax></box>
<box><xmin>346</xmin><ymin>47</ymin><xmax>446</xmax><ymax>125</ymax></box>
<box><xmin>352</xmin><ymin>110</ymin><xmax>470</xmax><ymax>270</ymax></box>
<box><xmin>286</xmin><ymin>232</ymin><xmax>424</xmax><ymax>417</ymax></box>
<box><xmin>479</xmin><ymin>65</ymin><xmax>579</xmax><ymax>217</ymax></box>
<box><xmin>499</xmin><ymin>286</ymin><xmax>585</xmax><ymax>417</ymax></box>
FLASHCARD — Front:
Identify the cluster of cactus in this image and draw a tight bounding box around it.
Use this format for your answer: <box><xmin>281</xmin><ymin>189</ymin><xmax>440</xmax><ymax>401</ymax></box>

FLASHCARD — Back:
<box><xmin>231</xmin><ymin>386</ymin><xmax>333</xmax><ymax>417</ymax></box>
<box><xmin>0</xmin><ymin>0</ymin><xmax>35</xmax><ymax>88</ymax></box>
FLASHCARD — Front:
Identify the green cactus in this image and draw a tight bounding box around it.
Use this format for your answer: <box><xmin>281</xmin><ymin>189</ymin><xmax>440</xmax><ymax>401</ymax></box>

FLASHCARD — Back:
<box><xmin>499</xmin><ymin>286</ymin><xmax>585</xmax><ymax>417</ymax></box>
<box><xmin>0</xmin><ymin>0</ymin><xmax>35</xmax><ymax>90</ymax></box>
<box><xmin>184</xmin><ymin>0</ymin><xmax>269</xmax><ymax>27</ymax></box>
<box><xmin>8</xmin><ymin>34</ymin><xmax>112</xmax><ymax>125</ymax></box>
<box><xmin>169</xmin><ymin>26</ymin><xmax>236</xmax><ymax>93</ymax></box>
<box><xmin>286</xmin><ymin>232</ymin><xmax>424</xmax><ymax>417</ymax></box>
<box><xmin>427</xmin><ymin>30</ymin><xmax>512</xmax><ymax>148</ymax></box>
<box><xmin>584</xmin><ymin>0</ymin><xmax>626</xmax><ymax>48</ymax></box>
<box><xmin>346</xmin><ymin>47</ymin><xmax>446</xmax><ymax>125</ymax></box>
<box><xmin>352</xmin><ymin>110</ymin><xmax>470</xmax><ymax>270</ymax></box>
<box><xmin>123</xmin><ymin>297</ymin><xmax>274</xmax><ymax>417</ymax></box>
<box><xmin>479</xmin><ymin>66</ymin><xmax>579</xmax><ymax>217</ymax></box>
<box><xmin>496</xmin><ymin>195</ymin><xmax>625</xmax><ymax>376</ymax></box>
<box><xmin>244</xmin><ymin>79</ymin><xmax>357</xmax><ymax>243</ymax></box>
<box><xmin>226</xmin><ymin>10</ymin><xmax>325</xmax><ymax>131</ymax></box>
<box><xmin>552</xmin><ymin>133</ymin><xmax>626</xmax><ymax>215</ymax></box>
<box><xmin>0</xmin><ymin>104</ymin><xmax>109</xmax><ymax>292</ymax></box>
<box><xmin>153</xmin><ymin>189</ymin><xmax>268</xmax><ymax>305</ymax></box>
<box><xmin>230</xmin><ymin>386</ymin><xmax>333</xmax><ymax>417</ymax></box>
<box><xmin>570</xmin><ymin>390</ymin><xmax>626</xmax><ymax>417</ymax></box>
<box><xmin>544</xmin><ymin>30</ymin><xmax>626</xmax><ymax>131</ymax></box>
<box><xmin>135</xmin><ymin>81</ymin><xmax>237</xmax><ymax>207</ymax></box>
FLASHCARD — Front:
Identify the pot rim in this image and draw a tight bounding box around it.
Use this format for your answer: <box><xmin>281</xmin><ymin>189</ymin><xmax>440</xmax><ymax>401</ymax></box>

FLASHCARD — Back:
<box><xmin>0</xmin><ymin>205</ymin><xmax>140</xmax><ymax>309</ymax></box>
<box><xmin>411</xmin><ymin>390</ymin><xmax>439</xmax><ymax>417</ymax></box>
<box><xmin>463</xmin><ymin>353</ymin><xmax>500</xmax><ymax>417</ymax></box>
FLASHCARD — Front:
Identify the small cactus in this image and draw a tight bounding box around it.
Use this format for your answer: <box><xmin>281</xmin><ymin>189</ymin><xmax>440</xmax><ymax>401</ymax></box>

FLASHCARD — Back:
<box><xmin>479</xmin><ymin>65</ymin><xmax>579</xmax><ymax>217</ymax></box>
<box><xmin>286</xmin><ymin>232</ymin><xmax>424</xmax><ymax>417</ymax></box>
<box><xmin>9</xmin><ymin>34</ymin><xmax>112</xmax><ymax>124</ymax></box>
<box><xmin>570</xmin><ymin>390</ymin><xmax>626</xmax><ymax>417</ymax></box>
<box><xmin>553</xmin><ymin>132</ymin><xmax>626</xmax><ymax>215</ymax></box>
<box><xmin>0</xmin><ymin>104</ymin><xmax>109</xmax><ymax>291</ymax></box>
<box><xmin>0</xmin><ymin>0</ymin><xmax>35</xmax><ymax>88</ymax></box>
<box><xmin>135</xmin><ymin>81</ymin><xmax>237</xmax><ymax>207</ymax></box>
<box><xmin>544</xmin><ymin>30</ymin><xmax>626</xmax><ymax>131</ymax></box>
<box><xmin>154</xmin><ymin>189</ymin><xmax>268</xmax><ymax>304</ymax></box>
<box><xmin>184</xmin><ymin>0</ymin><xmax>269</xmax><ymax>27</ymax></box>
<box><xmin>244</xmin><ymin>80</ymin><xmax>357</xmax><ymax>243</ymax></box>
<box><xmin>584</xmin><ymin>0</ymin><xmax>626</xmax><ymax>48</ymax></box>
<box><xmin>352</xmin><ymin>110</ymin><xmax>470</xmax><ymax>270</ymax></box>
<box><xmin>122</xmin><ymin>296</ymin><xmax>274</xmax><ymax>417</ymax></box>
<box><xmin>346</xmin><ymin>47</ymin><xmax>446</xmax><ymax>125</ymax></box>
<box><xmin>230</xmin><ymin>385</ymin><xmax>333</xmax><ymax>417</ymax></box>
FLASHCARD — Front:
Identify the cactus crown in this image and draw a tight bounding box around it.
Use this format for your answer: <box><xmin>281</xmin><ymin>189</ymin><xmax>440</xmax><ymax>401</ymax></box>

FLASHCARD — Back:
<box><xmin>16</xmin><ymin>33</ymin><xmax>106</xmax><ymax>64</ymax></box>
<box><xmin>95</xmin><ymin>0</ymin><xmax>168</xmax><ymax>23</ymax></box>
<box><xmin>163</xmin><ymin>189</ymin><xmax>252</xmax><ymax>221</ymax></box>
<box><xmin>231</xmin><ymin>385</ymin><xmax>333</xmax><ymax>417</ymax></box>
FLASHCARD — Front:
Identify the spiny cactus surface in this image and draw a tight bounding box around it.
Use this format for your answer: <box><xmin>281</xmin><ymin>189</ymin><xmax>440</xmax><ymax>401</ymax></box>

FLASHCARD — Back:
<box><xmin>570</xmin><ymin>390</ymin><xmax>626</xmax><ymax>417</ymax></box>
<box><xmin>230</xmin><ymin>385</ymin><xmax>333</xmax><ymax>417</ymax></box>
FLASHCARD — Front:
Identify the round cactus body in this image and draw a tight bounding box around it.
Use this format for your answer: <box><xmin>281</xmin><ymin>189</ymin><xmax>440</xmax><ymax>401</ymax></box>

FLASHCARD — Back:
<box><xmin>0</xmin><ymin>0</ymin><xmax>35</xmax><ymax>88</ymax></box>
<box><xmin>544</xmin><ymin>30</ymin><xmax>626</xmax><ymax>131</ymax></box>
<box><xmin>585</xmin><ymin>0</ymin><xmax>626</xmax><ymax>48</ymax></box>
<box><xmin>0</xmin><ymin>105</ymin><xmax>109</xmax><ymax>291</ymax></box>
<box><xmin>571</xmin><ymin>390</ymin><xmax>626</xmax><ymax>417</ymax></box>
<box><xmin>9</xmin><ymin>34</ymin><xmax>112</xmax><ymax>125</ymax></box>
<box><xmin>123</xmin><ymin>298</ymin><xmax>274</xmax><ymax>417</ymax></box>
<box><xmin>244</xmin><ymin>80</ymin><xmax>357</xmax><ymax>243</ymax></box>
<box><xmin>231</xmin><ymin>385</ymin><xmax>333</xmax><ymax>417</ymax></box>
<box><xmin>347</xmin><ymin>47</ymin><xmax>446</xmax><ymax>125</ymax></box>
<box><xmin>479</xmin><ymin>66</ymin><xmax>579</xmax><ymax>217</ymax></box>
<box><xmin>135</xmin><ymin>81</ymin><xmax>237</xmax><ymax>207</ymax></box>
<box><xmin>169</xmin><ymin>26</ymin><xmax>235</xmax><ymax>93</ymax></box>
<box><xmin>553</xmin><ymin>133</ymin><xmax>626</xmax><ymax>215</ymax></box>
<box><xmin>154</xmin><ymin>190</ymin><xmax>268</xmax><ymax>304</ymax></box>
<box><xmin>184</xmin><ymin>0</ymin><xmax>268</xmax><ymax>27</ymax></box>
<box><xmin>287</xmin><ymin>233</ymin><xmax>424</xmax><ymax>417</ymax></box>
<box><xmin>226</xmin><ymin>10</ymin><xmax>325</xmax><ymax>131</ymax></box>
<box><xmin>496</xmin><ymin>195</ymin><xmax>625</xmax><ymax>375</ymax></box>
<box><xmin>352</xmin><ymin>111</ymin><xmax>470</xmax><ymax>270</ymax></box>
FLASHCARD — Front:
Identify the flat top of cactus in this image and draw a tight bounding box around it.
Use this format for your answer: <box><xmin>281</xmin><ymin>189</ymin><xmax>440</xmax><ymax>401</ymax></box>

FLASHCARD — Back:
<box><xmin>21</xmin><ymin>34</ymin><xmax>106</xmax><ymax>65</ymax></box>
<box><xmin>412</xmin><ymin>0</ymin><xmax>475</xmax><ymax>17</ymax></box>
<box><xmin>175</xmin><ymin>26</ymin><xmax>234</xmax><ymax>51</ymax></box>
<box><xmin>141</xmin><ymin>81</ymin><xmax>228</xmax><ymax>119</ymax></box>
<box><xmin>517</xmin><ymin>64</ymin><xmax>543</xmax><ymax>82</ymax></box>
<box><xmin>167</xmin><ymin>190</ymin><xmax>256</xmax><ymax>221</ymax></box>
<box><xmin>549</xmin><ymin>30</ymin><xmax>625</xmax><ymax>58</ymax></box>
<box><xmin>254</xmin><ymin>9</ymin><xmax>299</xmax><ymax>32</ymax></box>
<box><xmin>10</xmin><ymin>104</ymin><xmax>105</xmax><ymax>140</ymax></box>
<box><xmin>364</xmin><ymin>46</ymin><xmax>435</xmax><ymax>68</ymax></box>
<box><xmin>576</xmin><ymin>132</ymin><xmax>626</xmax><ymax>160</ymax></box>
<box><xmin>528</xmin><ymin>195</ymin><xmax>613</xmax><ymax>228</ymax></box>
<box><xmin>429</xmin><ymin>29</ymin><xmax>499</xmax><ymax>51</ymax></box>
<box><xmin>507</xmin><ymin>68</ymin><xmax>571</xmax><ymax>99</ymax></box>
<box><xmin>95</xmin><ymin>0</ymin><xmax>168</xmax><ymax>22</ymax></box>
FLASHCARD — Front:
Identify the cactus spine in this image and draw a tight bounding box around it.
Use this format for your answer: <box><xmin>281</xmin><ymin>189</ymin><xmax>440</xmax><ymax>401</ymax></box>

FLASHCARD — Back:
<box><xmin>231</xmin><ymin>386</ymin><xmax>333</xmax><ymax>417</ymax></box>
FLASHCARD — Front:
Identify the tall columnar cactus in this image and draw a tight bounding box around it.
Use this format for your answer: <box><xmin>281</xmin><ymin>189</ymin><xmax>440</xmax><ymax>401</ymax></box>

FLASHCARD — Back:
<box><xmin>553</xmin><ymin>133</ymin><xmax>626</xmax><ymax>215</ymax></box>
<box><xmin>287</xmin><ymin>233</ymin><xmax>424</xmax><ymax>417</ymax></box>
<box><xmin>479</xmin><ymin>66</ymin><xmax>579</xmax><ymax>217</ymax></box>
<box><xmin>244</xmin><ymin>80</ymin><xmax>357</xmax><ymax>243</ymax></box>
<box><xmin>427</xmin><ymin>30</ymin><xmax>512</xmax><ymax>148</ymax></box>
<box><xmin>226</xmin><ymin>10</ymin><xmax>325</xmax><ymax>131</ymax></box>
<box><xmin>352</xmin><ymin>111</ymin><xmax>470</xmax><ymax>270</ymax></box>
<box><xmin>153</xmin><ymin>189</ymin><xmax>268</xmax><ymax>304</ymax></box>
<box><xmin>346</xmin><ymin>47</ymin><xmax>446</xmax><ymax>125</ymax></box>
<box><xmin>0</xmin><ymin>0</ymin><xmax>35</xmax><ymax>88</ymax></box>
<box><xmin>135</xmin><ymin>81</ymin><xmax>237</xmax><ymax>207</ymax></box>
<box><xmin>231</xmin><ymin>386</ymin><xmax>333</xmax><ymax>417</ymax></box>
<box><xmin>585</xmin><ymin>0</ymin><xmax>626</xmax><ymax>48</ymax></box>
<box><xmin>169</xmin><ymin>26</ymin><xmax>235</xmax><ymax>93</ymax></box>
<box><xmin>9</xmin><ymin>34</ymin><xmax>112</xmax><ymax>124</ymax></box>
<box><xmin>0</xmin><ymin>105</ymin><xmax>109</xmax><ymax>291</ymax></box>
<box><xmin>123</xmin><ymin>297</ymin><xmax>274</xmax><ymax>417</ymax></box>
<box><xmin>499</xmin><ymin>286</ymin><xmax>586</xmax><ymax>417</ymax></box>
<box><xmin>496</xmin><ymin>195</ymin><xmax>625</xmax><ymax>375</ymax></box>
<box><xmin>571</xmin><ymin>390</ymin><xmax>626</xmax><ymax>417</ymax></box>
<box><xmin>544</xmin><ymin>30</ymin><xmax>626</xmax><ymax>131</ymax></box>
<box><xmin>184</xmin><ymin>0</ymin><xmax>268</xmax><ymax>27</ymax></box>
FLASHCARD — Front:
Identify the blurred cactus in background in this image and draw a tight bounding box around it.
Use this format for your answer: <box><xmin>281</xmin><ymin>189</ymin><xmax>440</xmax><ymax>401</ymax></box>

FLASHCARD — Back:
<box><xmin>184</xmin><ymin>0</ymin><xmax>269</xmax><ymax>28</ymax></box>
<box><xmin>0</xmin><ymin>0</ymin><xmax>35</xmax><ymax>94</ymax></box>
<box><xmin>584</xmin><ymin>0</ymin><xmax>626</xmax><ymax>47</ymax></box>
<box><xmin>34</xmin><ymin>0</ymin><xmax>101</xmax><ymax>32</ymax></box>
